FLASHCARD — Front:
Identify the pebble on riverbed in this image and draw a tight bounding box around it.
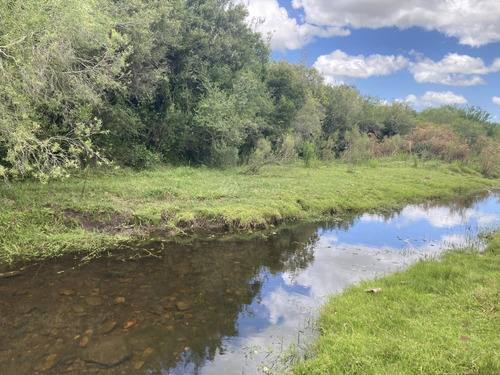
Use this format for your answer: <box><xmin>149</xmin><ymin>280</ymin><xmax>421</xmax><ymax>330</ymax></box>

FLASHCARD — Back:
<box><xmin>34</xmin><ymin>354</ymin><xmax>58</xmax><ymax>372</ymax></box>
<box><xmin>176</xmin><ymin>301</ymin><xmax>191</xmax><ymax>311</ymax></box>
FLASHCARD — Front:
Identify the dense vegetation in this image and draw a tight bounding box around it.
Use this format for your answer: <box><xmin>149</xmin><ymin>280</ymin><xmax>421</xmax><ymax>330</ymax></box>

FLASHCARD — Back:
<box><xmin>1</xmin><ymin>0</ymin><xmax>500</xmax><ymax>182</ymax></box>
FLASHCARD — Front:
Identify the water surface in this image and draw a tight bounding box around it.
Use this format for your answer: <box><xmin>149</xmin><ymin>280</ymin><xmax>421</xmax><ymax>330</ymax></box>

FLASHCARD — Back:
<box><xmin>1</xmin><ymin>192</ymin><xmax>499</xmax><ymax>374</ymax></box>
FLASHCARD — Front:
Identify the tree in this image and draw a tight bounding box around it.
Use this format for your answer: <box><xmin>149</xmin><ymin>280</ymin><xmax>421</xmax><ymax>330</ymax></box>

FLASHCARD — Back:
<box><xmin>292</xmin><ymin>95</ymin><xmax>324</xmax><ymax>144</ymax></box>
<box><xmin>0</xmin><ymin>0</ymin><xmax>128</xmax><ymax>180</ymax></box>
<box><xmin>380</xmin><ymin>101</ymin><xmax>417</xmax><ymax>137</ymax></box>
<box><xmin>266</xmin><ymin>61</ymin><xmax>308</xmax><ymax>134</ymax></box>
<box><xmin>322</xmin><ymin>85</ymin><xmax>362</xmax><ymax>137</ymax></box>
<box><xmin>191</xmin><ymin>82</ymin><xmax>245</xmax><ymax>166</ymax></box>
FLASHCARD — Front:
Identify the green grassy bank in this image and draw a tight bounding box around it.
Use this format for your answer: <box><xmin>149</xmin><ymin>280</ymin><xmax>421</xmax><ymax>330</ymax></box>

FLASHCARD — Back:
<box><xmin>293</xmin><ymin>231</ymin><xmax>500</xmax><ymax>375</ymax></box>
<box><xmin>1</xmin><ymin>160</ymin><xmax>499</xmax><ymax>265</ymax></box>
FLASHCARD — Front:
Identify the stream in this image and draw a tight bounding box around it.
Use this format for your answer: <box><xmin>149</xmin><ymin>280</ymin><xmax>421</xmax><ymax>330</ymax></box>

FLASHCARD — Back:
<box><xmin>1</xmin><ymin>191</ymin><xmax>499</xmax><ymax>374</ymax></box>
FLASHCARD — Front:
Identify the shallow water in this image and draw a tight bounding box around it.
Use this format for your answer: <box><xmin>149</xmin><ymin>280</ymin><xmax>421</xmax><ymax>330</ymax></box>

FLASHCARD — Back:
<box><xmin>1</xmin><ymin>192</ymin><xmax>499</xmax><ymax>374</ymax></box>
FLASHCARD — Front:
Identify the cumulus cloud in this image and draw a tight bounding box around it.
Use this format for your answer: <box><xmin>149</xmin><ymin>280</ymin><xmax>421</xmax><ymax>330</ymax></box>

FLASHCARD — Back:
<box><xmin>243</xmin><ymin>0</ymin><xmax>349</xmax><ymax>51</ymax></box>
<box><xmin>313</xmin><ymin>49</ymin><xmax>408</xmax><ymax>84</ymax></box>
<box><xmin>493</xmin><ymin>97</ymin><xmax>500</xmax><ymax>106</ymax></box>
<box><xmin>289</xmin><ymin>0</ymin><xmax>500</xmax><ymax>47</ymax></box>
<box><xmin>409</xmin><ymin>53</ymin><xmax>500</xmax><ymax>86</ymax></box>
<box><xmin>405</xmin><ymin>91</ymin><xmax>467</xmax><ymax>107</ymax></box>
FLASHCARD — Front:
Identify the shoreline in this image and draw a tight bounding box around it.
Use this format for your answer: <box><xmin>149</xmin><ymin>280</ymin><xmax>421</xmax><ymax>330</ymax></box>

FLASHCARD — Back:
<box><xmin>292</xmin><ymin>230</ymin><xmax>500</xmax><ymax>374</ymax></box>
<box><xmin>1</xmin><ymin>160</ymin><xmax>499</xmax><ymax>266</ymax></box>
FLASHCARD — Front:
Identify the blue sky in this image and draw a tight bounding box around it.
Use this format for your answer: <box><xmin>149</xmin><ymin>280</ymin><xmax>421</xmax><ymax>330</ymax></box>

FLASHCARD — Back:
<box><xmin>242</xmin><ymin>0</ymin><xmax>500</xmax><ymax>121</ymax></box>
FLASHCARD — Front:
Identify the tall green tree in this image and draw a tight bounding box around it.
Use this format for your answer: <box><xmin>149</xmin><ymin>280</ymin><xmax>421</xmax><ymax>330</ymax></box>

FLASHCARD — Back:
<box><xmin>380</xmin><ymin>101</ymin><xmax>417</xmax><ymax>137</ymax></box>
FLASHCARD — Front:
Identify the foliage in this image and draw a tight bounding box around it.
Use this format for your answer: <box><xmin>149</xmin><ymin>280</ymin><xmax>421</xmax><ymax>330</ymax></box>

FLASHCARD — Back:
<box><xmin>191</xmin><ymin>83</ymin><xmax>243</xmax><ymax>166</ymax></box>
<box><xmin>477</xmin><ymin>145</ymin><xmax>500</xmax><ymax>178</ymax></box>
<box><xmin>292</xmin><ymin>95</ymin><xmax>325</xmax><ymax>145</ymax></box>
<box><xmin>246</xmin><ymin>138</ymin><xmax>274</xmax><ymax>174</ymax></box>
<box><xmin>373</xmin><ymin>134</ymin><xmax>407</xmax><ymax>157</ymax></box>
<box><xmin>342</xmin><ymin>126</ymin><xmax>376</xmax><ymax>169</ymax></box>
<box><xmin>322</xmin><ymin>85</ymin><xmax>363</xmax><ymax>141</ymax></box>
<box><xmin>316</xmin><ymin>134</ymin><xmax>338</xmax><ymax>161</ymax></box>
<box><xmin>407</xmin><ymin>123</ymin><xmax>469</xmax><ymax>162</ymax></box>
<box><xmin>0</xmin><ymin>0</ymin><xmax>127</xmax><ymax>181</ymax></box>
<box><xmin>245</xmin><ymin>135</ymin><xmax>297</xmax><ymax>173</ymax></box>
<box><xmin>1</xmin><ymin>0</ymin><xmax>499</xmax><ymax>179</ymax></box>
<box><xmin>302</xmin><ymin>141</ymin><xmax>317</xmax><ymax>168</ymax></box>
<box><xmin>380</xmin><ymin>101</ymin><xmax>417</xmax><ymax>136</ymax></box>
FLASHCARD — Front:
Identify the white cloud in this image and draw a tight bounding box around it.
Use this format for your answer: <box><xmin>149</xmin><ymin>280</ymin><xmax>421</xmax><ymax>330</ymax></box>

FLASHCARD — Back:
<box><xmin>243</xmin><ymin>0</ymin><xmax>349</xmax><ymax>51</ymax></box>
<box><xmin>405</xmin><ymin>91</ymin><xmax>467</xmax><ymax>107</ymax></box>
<box><xmin>290</xmin><ymin>0</ymin><xmax>500</xmax><ymax>47</ymax></box>
<box><xmin>313</xmin><ymin>49</ymin><xmax>408</xmax><ymax>84</ymax></box>
<box><xmin>491</xmin><ymin>58</ymin><xmax>500</xmax><ymax>71</ymax></box>
<box><xmin>408</xmin><ymin>53</ymin><xmax>500</xmax><ymax>86</ymax></box>
<box><xmin>493</xmin><ymin>96</ymin><xmax>500</xmax><ymax>106</ymax></box>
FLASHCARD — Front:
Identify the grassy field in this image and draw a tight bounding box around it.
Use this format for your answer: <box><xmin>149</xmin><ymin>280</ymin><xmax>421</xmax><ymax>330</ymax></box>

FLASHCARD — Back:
<box><xmin>292</xmin><ymin>231</ymin><xmax>500</xmax><ymax>375</ymax></box>
<box><xmin>1</xmin><ymin>159</ymin><xmax>499</xmax><ymax>265</ymax></box>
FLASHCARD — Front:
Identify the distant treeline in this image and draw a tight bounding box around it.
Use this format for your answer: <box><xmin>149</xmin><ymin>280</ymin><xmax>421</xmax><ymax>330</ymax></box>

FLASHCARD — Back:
<box><xmin>1</xmin><ymin>0</ymin><xmax>499</xmax><ymax>181</ymax></box>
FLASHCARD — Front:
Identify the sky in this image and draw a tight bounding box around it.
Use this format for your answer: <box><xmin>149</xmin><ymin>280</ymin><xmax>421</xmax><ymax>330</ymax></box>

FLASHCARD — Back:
<box><xmin>241</xmin><ymin>0</ymin><xmax>500</xmax><ymax>121</ymax></box>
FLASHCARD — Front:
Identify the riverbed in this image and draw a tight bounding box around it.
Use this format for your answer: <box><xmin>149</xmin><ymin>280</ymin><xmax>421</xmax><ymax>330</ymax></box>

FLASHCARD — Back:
<box><xmin>1</xmin><ymin>192</ymin><xmax>499</xmax><ymax>374</ymax></box>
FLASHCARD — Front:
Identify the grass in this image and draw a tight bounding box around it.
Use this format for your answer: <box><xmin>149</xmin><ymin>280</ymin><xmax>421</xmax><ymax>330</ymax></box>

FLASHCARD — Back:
<box><xmin>1</xmin><ymin>159</ymin><xmax>499</xmax><ymax>265</ymax></box>
<box><xmin>292</xmin><ymin>232</ymin><xmax>500</xmax><ymax>375</ymax></box>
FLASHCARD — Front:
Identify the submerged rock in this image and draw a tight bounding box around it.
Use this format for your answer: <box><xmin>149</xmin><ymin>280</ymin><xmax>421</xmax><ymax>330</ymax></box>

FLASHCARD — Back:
<box><xmin>123</xmin><ymin>319</ymin><xmax>138</xmax><ymax>329</ymax></box>
<box><xmin>34</xmin><ymin>354</ymin><xmax>58</xmax><ymax>372</ymax></box>
<box><xmin>81</xmin><ymin>336</ymin><xmax>132</xmax><ymax>368</ymax></box>
<box><xmin>99</xmin><ymin>320</ymin><xmax>117</xmax><ymax>334</ymax></box>
<box><xmin>79</xmin><ymin>336</ymin><xmax>90</xmax><ymax>348</ymax></box>
<box><xmin>175</xmin><ymin>301</ymin><xmax>191</xmax><ymax>311</ymax></box>
<box><xmin>85</xmin><ymin>296</ymin><xmax>104</xmax><ymax>306</ymax></box>
<box><xmin>58</xmin><ymin>289</ymin><xmax>75</xmax><ymax>296</ymax></box>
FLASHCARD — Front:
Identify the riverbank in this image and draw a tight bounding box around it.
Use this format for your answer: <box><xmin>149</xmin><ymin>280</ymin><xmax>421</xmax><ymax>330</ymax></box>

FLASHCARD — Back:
<box><xmin>292</xmin><ymin>231</ymin><xmax>500</xmax><ymax>374</ymax></box>
<box><xmin>1</xmin><ymin>159</ymin><xmax>499</xmax><ymax>265</ymax></box>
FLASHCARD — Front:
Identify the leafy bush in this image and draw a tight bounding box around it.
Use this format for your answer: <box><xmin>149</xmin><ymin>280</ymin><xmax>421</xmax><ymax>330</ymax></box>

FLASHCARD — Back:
<box><xmin>316</xmin><ymin>134</ymin><xmax>338</xmax><ymax>161</ymax></box>
<box><xmin>302</xmin><ymin>141</ymin><xmax>317</xmax><ymax>168</ymax></box>
<box><xmin>246</xmin><ymin>138</ymin><xmax>274</xmax><ymax>174</ymax></box>
<box><xmin>126</xmin><ymin>145</ymin><xmax>163</xmax><ymax>170</ymax></box>
<box><xmin>342</xmin><ymin>126</ymin><xmax>375</xmax><ymax>170</ymax></box>
<box><xmin>374</xmin><ymin>134</ymin><xmax>407</xmax><ymax>157</ymax></box>
<box><xmin>245</xmin><ymin>135</ymin><xmax>297</xmax><ymax>174</ymax></box>
<box><xmin>407</xmin><ymin>123</ymin><xmax>469</xmax><ymax>162</ymax></box>
<box><xmin>478</xmin><ymin>145</ymin><xmax>500</xmax><ymax>177</ymax></box>
<box><xmin>277</xmin><ymin>134</ymin><xmax>298</xmax><ymax>163</ymax></box>
<box><xmin>210</xmin><ymin>141</ymin><xmax>240</xmax><ymax>168</ymax></box>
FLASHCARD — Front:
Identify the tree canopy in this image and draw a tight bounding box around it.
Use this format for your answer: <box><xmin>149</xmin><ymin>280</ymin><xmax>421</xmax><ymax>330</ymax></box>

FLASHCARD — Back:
<box><xmin>1</xmin><ymin>0</ymin><xmax>499</xmax><ymax>180</ymax></box>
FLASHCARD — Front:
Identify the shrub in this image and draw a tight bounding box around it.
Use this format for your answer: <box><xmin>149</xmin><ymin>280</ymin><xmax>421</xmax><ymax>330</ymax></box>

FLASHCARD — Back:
<box><xmin>246</xmin><ymin>138</ymin><xmax>273</xmax><ymax>173</ymax></box>
<box><xmin>407</xmin><ymin>123</ymin><xmax>469</xmax><ymax>162</ymax></box>
<box><xmin>210</xmin><ymin>141</ymin><xmax>239</xmax><ymax>168</ymax></box>
<box><xmin>302</xmin><ymin>141</ymin><xmax>317</xmax><ymax>168</ymax></box>
<box><xmin>316</xmin><ymin>134</ymin><xmax>338</xmax><ymax>161</ymax></box>
<box><xmin>245</xmin><ymin>135</ymin><xmax>297</xmax><ymax>174</ymax></box>
<box><xmin>374</xmin><ymin>134</ymin><xmax>407</xmax><ymax>157</ymax></box>
<box><xmin>127</xmin><ymin>145</ymin><xmax>163</xmax><ymax>170</ymax></box>
<box><xmin>277</xmin><ymin>134</ymin><xmax>298</xmax><ymax>163</ymax></box>
<box><xmin>342</xmin><ymin>126</ymin><xmax>375</xmax><ymax>170</ymax></box>
<box><xmin>478</xmin><ymin>145</ymin><xmax>500</xmax><ymax>177</ymax></box>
